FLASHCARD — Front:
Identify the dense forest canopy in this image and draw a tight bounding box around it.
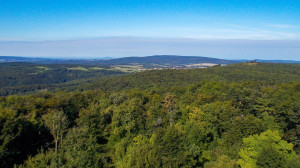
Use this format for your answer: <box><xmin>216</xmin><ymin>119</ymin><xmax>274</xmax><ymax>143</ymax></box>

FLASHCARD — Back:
<box><xmin>0</xmin><ymin>62</ymin><xmax>299</xmax><ymax>167</ymax></box>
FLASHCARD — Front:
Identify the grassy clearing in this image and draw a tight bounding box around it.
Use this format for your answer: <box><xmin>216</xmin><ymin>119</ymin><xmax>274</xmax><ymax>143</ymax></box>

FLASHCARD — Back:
<box><xmin>67</xmin><ymin>67</ymin><xmax>89</xmax><ymax>71</ymax></box>
<box><xmin>35</xmin><ymin>66</ymin><xmax>51</xmax><ymax>71</ymax></box>
<box><xmin>112</xmin><ymin>65</ymin><xmax>143</xmax><ymax>72</ymax></box>
<box><xmin>90</xmin><ymin>67</ymin><xmax>105</xmax><ymax>70</ymax></box>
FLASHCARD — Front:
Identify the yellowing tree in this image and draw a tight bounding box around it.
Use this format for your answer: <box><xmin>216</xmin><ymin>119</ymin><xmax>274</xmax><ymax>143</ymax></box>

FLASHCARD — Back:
<box><xmin>238</xmin><ymin>130</ymin><xmax>296</xmax><ymax>168</ymax></box>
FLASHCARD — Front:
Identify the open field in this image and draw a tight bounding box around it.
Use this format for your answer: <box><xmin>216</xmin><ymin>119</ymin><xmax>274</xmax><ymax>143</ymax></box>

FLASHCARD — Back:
<box><xmin>67</xmin><ymin>66</ymin><xmax>89</xmax><ymax>71</ymax></box>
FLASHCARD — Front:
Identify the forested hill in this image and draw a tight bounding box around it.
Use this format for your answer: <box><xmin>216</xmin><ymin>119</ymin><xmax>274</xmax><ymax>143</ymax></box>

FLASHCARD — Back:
<box><xmin>66</xmin><ymin>63</ymin><xmax>300</xmax><ymax>92</ymax></box>
<box><xmin>1</xmin><ymin>62</ymin><xmax>299</xmax><ymax>96</ymax></box>
<box><xmin>0</xmin><ymin>62</ymin><xmax>124</xmax><ymax>96</ymax></box>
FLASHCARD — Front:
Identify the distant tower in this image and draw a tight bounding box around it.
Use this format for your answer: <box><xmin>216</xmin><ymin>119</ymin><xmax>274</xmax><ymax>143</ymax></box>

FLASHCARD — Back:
<box><xmin>248</xmin><ymin>59</ymin><xmax>257</xmax><ymax>63</ymax></box>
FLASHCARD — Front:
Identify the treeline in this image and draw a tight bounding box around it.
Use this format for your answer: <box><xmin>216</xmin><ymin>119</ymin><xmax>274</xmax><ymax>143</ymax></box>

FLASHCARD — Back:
<box><xmin>0</xmin><ymin>81</ymin><xmax>299</xmax><ymax>167</ymax></box>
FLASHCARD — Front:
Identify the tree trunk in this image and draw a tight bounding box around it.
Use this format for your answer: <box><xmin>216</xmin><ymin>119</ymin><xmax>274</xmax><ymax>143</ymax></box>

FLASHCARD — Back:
<box><xmin>55</xmin><ymin>132</ymin><xmax>59</xmax><ymax>153</ymax></box>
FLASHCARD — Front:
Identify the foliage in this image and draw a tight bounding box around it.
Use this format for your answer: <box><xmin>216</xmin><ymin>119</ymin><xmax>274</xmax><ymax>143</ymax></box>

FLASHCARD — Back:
<box><xmin>0</xmin><ymin>63</ymin><xmax>299</xmax><ymax>167</ymax></box>
<box><xmin>238</xmin><ymin>130</ymin><xmax>296</xmax><ymax>168</ymax></box>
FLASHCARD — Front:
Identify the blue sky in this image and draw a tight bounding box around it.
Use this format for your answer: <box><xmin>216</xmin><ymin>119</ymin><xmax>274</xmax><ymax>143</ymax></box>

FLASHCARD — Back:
<box><xmin>0</xmin><ymin>0</ymin><xmax>300</xmax><ymax>60</ymax></box>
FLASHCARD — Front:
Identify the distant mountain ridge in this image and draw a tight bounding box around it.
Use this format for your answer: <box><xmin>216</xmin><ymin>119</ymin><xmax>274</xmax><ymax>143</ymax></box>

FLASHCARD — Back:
<box><xmin>0</xmin><ymin>56</ymin><xmax>52</xmax><ymax>63</ymax></box>
<box><xmin>91</xmin><ymin>55</ymin><xmax>237</xmax><ymax>65</ymax></box>
<box><xmin>0</xmin><ymin>55</ymin><xmax>299</xmax><ymax>65</ymax></box>
<box><xmin>0</xmin><ymin>56</ymin><xmax>112</xmax><ymax>64</ymax></box>
<box><xmin>0</xmin><ymin>55</ymin><xmax>237</xmax><ymax>65</ymax></box>
<box><xmin>255</xmin><ymin>59</ymin><xmax>300</xmax><ymax>64</ymax></box>
<box><xmin>232</xmin><ymin>59</ymin><xmax>300</xmax><ymax>64</ymax></box>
